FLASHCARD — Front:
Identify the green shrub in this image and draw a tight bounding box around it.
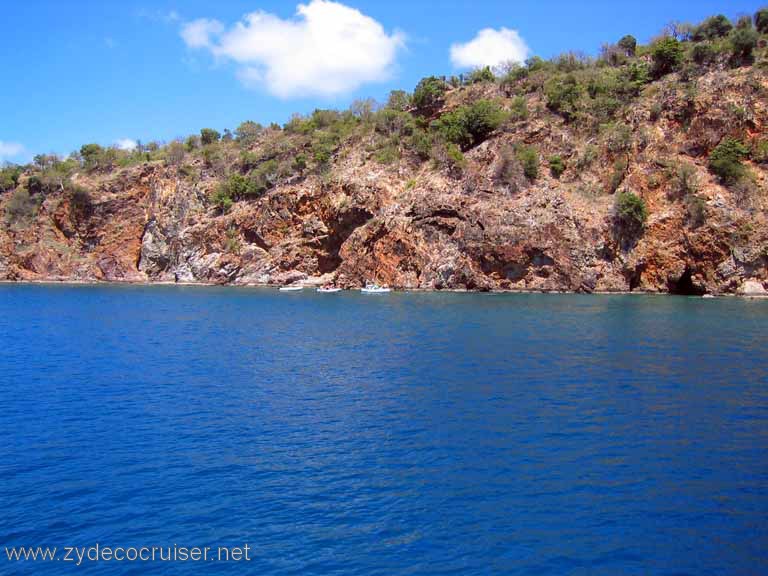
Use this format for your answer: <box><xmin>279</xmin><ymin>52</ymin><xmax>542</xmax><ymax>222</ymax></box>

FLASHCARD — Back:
<box><xmin>200</xmin><ymin>128</ymin><xmax>221</xmax><ymax>146</ymax></box>
<box><xmin>509</xmin><ymin>96</ymin><xmax>529</xmax><ymax>121</ymax></box>
<box><xmin>515</xmin><ymin>145</ymin><xmax>539</xmax><ymax>181</ymax></box>
<box><xmin>756</xmin><ymin>8</ymin><xmax>768</xmax><ymax>33</ymax></box>
<box><xmin>185</xmin><ymin>135</ymin><xmax>199</xmax><ymax>151</ymax></box>
<box><xmin>729</xmin><ymin>27</ymin><xmax>759</xmax><ymax>65</ymax></box>
<box><xmin>412</xmin><ymin>76</ymin><xmax>447</xmax><ymax>113</ymax></box>
<box><xmin>80</xmin><ymin>143</ymin><xmax>103</xmax><ymax>171</ymax></box>
<box><xmin>752</xmin><ymin>139</ymin><xmax>768</xmax><ymax>164</ymax></box>
<box><xmin>544</xmin><ymin>74</ymin><xmax>582</xmax><ymax>121</ymax></box>
<box><xmin>407</xmin><ymin>128</ymin><xmax>433</xmax><ymax>160</ymax></box>
<box><xmin>618</xmin><ymin>35</ymin><xmax>637</xmax><ymax>56</ymax></box>
<box><xmin>210</xmin><ymin>186</ymin><xmax>233</xmax><ymax>214</ymax></box>
<box><xmin>708</xmin><ymin>138</ymin><xmax>749</xmax><ymax>184</ymax></box>
<box><xmin>693</xmin><ymin>14</ymin><xmax>733</xmax><ymax>41</ymax></box>
<box><xmin>4</xmin><ymin>188</ymin><xmax>39</xmax><ymax>226</ymax></box>
<box><xmin>386</xmin><ymin>90</ymin><xmax>411</xmax><ymax>112</ymax></box>
<box><xmin>466</xmin><ymin>66</ymin><xmax>495</xmax><ymax>84</ymax></box>
<box><xmin>651</xmin><ymin>37</ymin><xmax>684</xmax><ymax>77</ymax></box>
<box><xmin>292</xmin><ymin>153</ymin><xmax>307</xmax><ymax>172</ymax></box>
<box><xmin>235</xmin><ymin>121</ymin><xmax>262</xmax><ymax>147</ymax></box>
<box><xmin>0</xmin><ymin>165</ymin><xmax>22</xmax><ymax>192</ymax></box>
<box><xmin>373</xmin><ymin>143</ymin><xmax>400</xmax><ymax>165</ymax></box>
<box><xmin>311</xmin><ymin>132</ymin><xmax>339</xmax><ymax>167</ymax></box>
<box><xmin>615</xmin><ymin>190</ymin><xmax>648</xmax><ymax>237</ymax></box>
<box><xmin>576</xmin><ymin>144</ymin><xmax>598</xmax><ymax>171</ymax></box>
<box><xmin>375</xmin><ymin>109</ymin><xmax>415</xmax><ymax>138</ymax></box>
<box><xmin>549</xmin><ymin>155</ymin><xmax>566</xmax><ymax>178</ymax></box>
<box><xmin>691</xmin><ymin>42</ymin><xmax>717</xmax><ymax>65</ymax></box>
<box><xmin>603</xmin><ymin>122</ymin><xmax>633</xmax><ymax>153</ymax></box>
<box><xmin>431</xmin><ymin>99</ymin><xmax>505</xmax><ymax>150</ymax></box>
<box><xmin>434</xmin><ymin>142</ymin><xmax>466</xmax><ymax>175</ymax></box>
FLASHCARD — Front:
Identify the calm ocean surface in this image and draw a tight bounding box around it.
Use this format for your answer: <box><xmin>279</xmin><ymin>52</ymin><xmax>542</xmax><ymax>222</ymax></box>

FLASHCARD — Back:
<box><xmin>1</xmin><ymin>285</ymin><xmax>767</xmax><ymax>575</ymax></box>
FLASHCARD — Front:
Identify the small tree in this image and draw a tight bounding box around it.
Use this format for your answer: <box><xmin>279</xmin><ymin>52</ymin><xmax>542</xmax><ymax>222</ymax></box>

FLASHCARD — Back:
<box><xmin>708</xmin><ymin>138</ymin><xmax>749</xmax><ymax>184</ymax></box>
<box><xmin>412</xmin><ymin>76</ymin><xmax>447</xmax><ymax>113</ymax></box>
<box><xmin>235</xmin><ymin>121</ymin><xmax>262</xmax><ymax>147</ymax></box>
<box><xmin>651</xmin><ymin>37</ymin><xmax>683</xmax><ymax>78</ymax></box>
<box><xmin>466</xmin><ymin>66</ymin><xmax>495</xmax><ymax>84</ymax></box>
<box><xmin>200</xmin><ymin>128</ymin><xmax>221</xmax><ymax>146</ymax></box>
<box><xmin>386</xmin><ymin>90</ymin><xmax>410</xmax><ymax>111</ymax></box>
<box><xmin>730</xmin><ymin>27</ymin><xmax>759</xmax><ymax>65</ymax></box>
<box><xmin>80</xmin><ymin>143</ymin><xmax>103</xmax><ymax>171</ymax></box>
<box><xmin>431</xmin><ymin>99</ymin><xmax>505</xmax><ymax>150</ymax></box>
<box><xmin>693</xmin><ymin>14</ymin><xmax>733</xmax><ymax>41</ymax></box>
<box><xmin>0</xmin><ymin>164</ymin><xmax>22</xmax><ymax>192</ymax></box>
<box><xmin>617</xmin><ymin>34</ymin><xmax>637</xmax><ymax>56</ymax></box>
<box><xmin>615</xmin><ymin>190</ymin><xmax>648</xmax><ymax>238</ymax></box>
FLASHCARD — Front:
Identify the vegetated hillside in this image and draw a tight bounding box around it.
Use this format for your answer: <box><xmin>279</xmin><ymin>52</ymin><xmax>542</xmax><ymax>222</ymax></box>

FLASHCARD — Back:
<box><xmin>2</xmin><ymin>11</ymin><xmax>768</xmax><ymax>294</ymax></box>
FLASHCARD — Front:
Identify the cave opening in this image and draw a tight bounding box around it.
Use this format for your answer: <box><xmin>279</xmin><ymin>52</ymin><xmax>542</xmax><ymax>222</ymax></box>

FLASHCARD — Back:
<box><xmin>669</xmin><ymin>267</ymin><xmax>705</xmax><ymax>296</ymax></box>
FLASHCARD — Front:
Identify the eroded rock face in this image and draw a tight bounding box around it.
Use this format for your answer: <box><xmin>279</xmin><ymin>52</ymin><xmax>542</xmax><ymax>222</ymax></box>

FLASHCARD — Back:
<box><xmin>1</xmin><ymin>67</ymin><xmax>766</xmax><ymax>293</ymax></box>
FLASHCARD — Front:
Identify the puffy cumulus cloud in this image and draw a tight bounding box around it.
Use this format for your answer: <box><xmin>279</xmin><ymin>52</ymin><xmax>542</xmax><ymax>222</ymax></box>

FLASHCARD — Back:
<box><xmin>0</xmin><ymin>141</ymin><xmax>25</xmax><ymax>159</ymax></box>
<box><xmin>450</xmin><ymin>28</ymin><xmax>530</xmax><ymax>70</ymax></box>
<box><xmin>180</xmin><ymin>0</ymin><xmax>405</xmax><ymax>98</ymax></box>
<box><xmin>115</xmin><ymin>139</ymin><xmax>137</xmax><ymax>151</ymax></box>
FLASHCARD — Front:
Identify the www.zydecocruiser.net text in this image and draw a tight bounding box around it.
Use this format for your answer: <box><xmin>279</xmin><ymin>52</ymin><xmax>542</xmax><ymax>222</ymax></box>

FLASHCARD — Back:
<box><xmin>5</xmin><ymin>544</ymin><xmax>252</xmax><ymax>565</ymax></box>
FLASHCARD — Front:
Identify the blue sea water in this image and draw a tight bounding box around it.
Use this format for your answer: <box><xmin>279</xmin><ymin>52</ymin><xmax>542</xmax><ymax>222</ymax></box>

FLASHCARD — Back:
<box><xmin>1</xmin><ymin>285</ymin><xmax>767</xmax><ymax>575</ymax></box>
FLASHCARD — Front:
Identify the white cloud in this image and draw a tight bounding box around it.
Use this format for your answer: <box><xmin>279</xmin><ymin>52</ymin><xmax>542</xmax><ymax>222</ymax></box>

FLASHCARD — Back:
<box><xmin>115</xmin><ymin>139</ymin><xmax>137</xmax><ymax>151</ymax></box>
<box><xmin>180</xmin><ymin>18</ymin><xmax>223</xmax><ymax>49</ymax></box>
<box><xmin>0</xmin><ymin>141</ymin><xmax>25</xmax><ymax>159</ymax></box>
<box><xmin>450</xmin><ymin>28</ymin><xmax>530</xmax><ymax>70</ymax></box>
<box><xmin>180</xmin><ymin>0</ymin><xmax>405</xmax><ymax>98</ymax></box>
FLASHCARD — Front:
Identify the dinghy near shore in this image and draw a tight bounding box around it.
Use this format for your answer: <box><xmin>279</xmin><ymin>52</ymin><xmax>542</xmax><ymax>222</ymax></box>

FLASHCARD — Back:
<box><xmin>361</xmin><ymin>282</ymin><xmax>391</xmax><ymax>294</ymax></box>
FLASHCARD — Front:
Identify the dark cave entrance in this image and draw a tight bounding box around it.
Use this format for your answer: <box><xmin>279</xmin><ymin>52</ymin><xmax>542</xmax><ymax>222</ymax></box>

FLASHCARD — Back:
<box><xmin>668</xmin><ymin>267</ymin><xmax>705</xmax><ymax>296</ymax></box>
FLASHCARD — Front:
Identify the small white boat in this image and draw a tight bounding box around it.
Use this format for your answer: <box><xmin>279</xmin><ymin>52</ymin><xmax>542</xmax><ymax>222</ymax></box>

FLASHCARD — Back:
<box><xmin>279</xmin><ymin>285</ymin><xmax>304</xmax><ymax>292</ymax></box>
<box><xmin>317</xmin><ymin>287</ymin><xmax>342</xmax><ymax>293</ymax></box>
<box><xmin>361</xmin><ymin>282</ymin><xmax>391</xmax><ymax>294</ymax></box>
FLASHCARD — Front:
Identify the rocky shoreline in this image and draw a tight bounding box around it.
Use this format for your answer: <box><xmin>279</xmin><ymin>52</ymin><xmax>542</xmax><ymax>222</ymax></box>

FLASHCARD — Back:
<box><xmin>2</xmin><ymin>67</ymin><xmax>767</xmax><ymax>296</ymax></box>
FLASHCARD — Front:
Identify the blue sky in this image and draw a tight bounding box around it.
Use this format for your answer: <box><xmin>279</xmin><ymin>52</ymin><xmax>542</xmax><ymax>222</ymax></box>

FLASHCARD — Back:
<box><xmin>0</xmin><ymin>0</ymin><xmax>763</xmax><ymax>162</ymax></box>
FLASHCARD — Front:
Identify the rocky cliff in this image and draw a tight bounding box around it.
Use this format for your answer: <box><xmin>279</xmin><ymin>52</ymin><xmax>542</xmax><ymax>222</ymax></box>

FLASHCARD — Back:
<box><xmin>1</xmin><ymin>61</ymin><xmax>767</xmax><ymax>295</ymax></box>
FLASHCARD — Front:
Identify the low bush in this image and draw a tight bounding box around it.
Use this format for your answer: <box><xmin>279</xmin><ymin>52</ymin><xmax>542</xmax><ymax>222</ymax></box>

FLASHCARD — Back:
<box><xmin>651</xmin><ymin>37</ymin><xmax>684</xmax><ymax>78</ymax></box>
<box><xmin>544</xmin><ymin>73</ymin><xmax>582</xmax><ymax>121</ymax></box>
<box><xmin>515</xmin><ymin>145</ymin><xmax>539</xmax><ymax>181</ymax></box>
<box><xmin>200</xmin><ymin>128</ymin><xmax>221</xmax><ymax>146</ymax></box>
<box><xmin>708</xmin><ymin>138</ymin><xmax>749</xmax><ymax>184</ymax></box>
<box><xmin>549</xmin><ymin>155</ymin><xmax>566</xmax><ymax>178</ymax></box>
<box><xmin>614</xmin><ymin>190</ymin><xmax>648</xmax><ymax>237</ymax></box>
<box><xmin>692</xmin><ymin>15</ymin><xmax>733</xmax><ymax>41</ymax></box>
<box><xmin>0</xmin><ymin>165</ymin><xmax>22</xmax><ymax>192</ymax></box>
<box><xmin>729</xmin><ymin>27</ymin><xmax>759</xmax><ymax>65</ymax></box>
<box><xmin>431</xmin><ymin>99</ymin><xmax>506</xmax><ymax>150</ymax></box>
<box><xmin>412</xmin><ymin>76</ymin><xmax>448</xmax><ymax>113</ymax></box>
<box><xmin>4</xmin><ymin>188</ymin><xmax>39</xmax><ymax>226</ymax></box>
